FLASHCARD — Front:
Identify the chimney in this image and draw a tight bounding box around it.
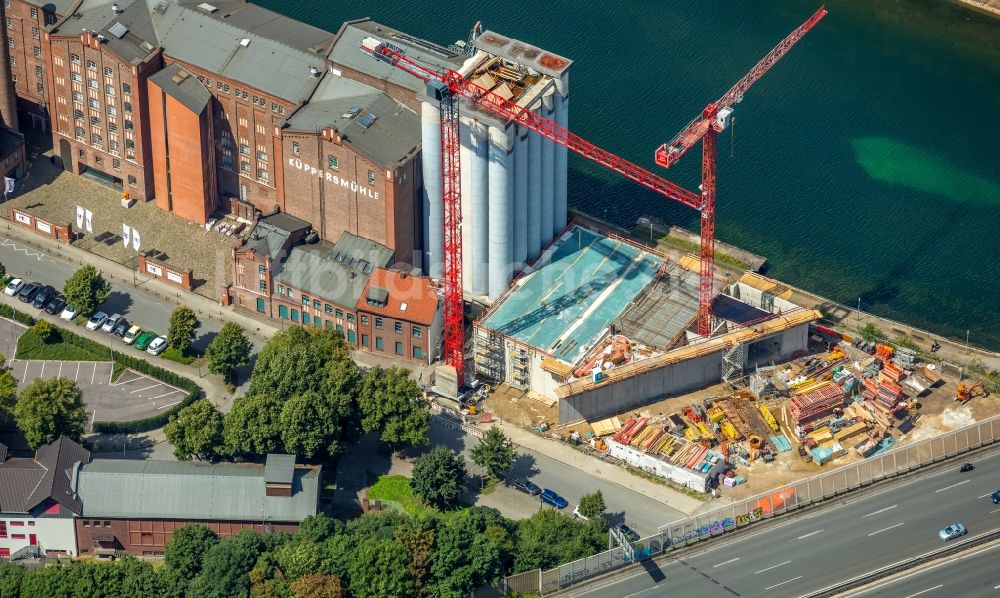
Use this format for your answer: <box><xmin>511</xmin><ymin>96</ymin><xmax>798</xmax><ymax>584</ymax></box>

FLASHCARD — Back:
<box><xmin>263</xmin><ymin>454</ymin><xmax>295</xmax><ymax>498</ymax></box>
<box><xmin>0</xmin><ymin>1</ymin><xmax>19</xmax><ymax>132</ymax></box>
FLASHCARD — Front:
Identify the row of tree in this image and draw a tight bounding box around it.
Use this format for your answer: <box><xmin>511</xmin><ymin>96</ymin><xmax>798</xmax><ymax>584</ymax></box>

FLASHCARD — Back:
<box><xmin>0</xmin><ymin>507</ymin><xmax>608</xmax><ymax>598</ymax></box>
<box><xmin>165</xmin><ymin>326</ymin><xmax>429</xmax><ymax>461</ymax></box>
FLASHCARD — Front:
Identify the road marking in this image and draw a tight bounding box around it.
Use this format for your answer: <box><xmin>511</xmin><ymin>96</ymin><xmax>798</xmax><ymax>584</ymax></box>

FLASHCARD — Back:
<box><xmin>990</xmin><ymin>508</ymin><xmax>1000</xmax><ymax>514</ymax></box>
<box><xmin>157</xmin><ymin>400</ymin><xmax>182</xmax><ymax>410</ymax></box>
<box><xmin>797</xmin><ymin>529</ymin><xmax>823</xmax><ymax>540</ymax></box>
<box><xmin>977</xmin><ymin>493</ymin><xmax>993</xmax><ymax>499</ymax></box>
<box><xmin>113</xmin><ymin>374</ymin><xmax>142</xmax><ymax>386</ymax></box>
<box><xmin>868</xmin><ymin>522</ymin><xmax>904</xmax><ymax>536</ymax></box>
<box><xmin>39</xmin><ymin>360</ymin><xmax>45</xmax><ymax>377</ymax></box>
<box><xmin>713</xmin><ymin>557</ymin><xmax>740</xmax><ymax>568</ymax></box>
<box><xmin>149</xmin><ymin>389</ymin><xmax>183</xmax><ymax>400</ymax></box>
<box><xmin>935</xmin><ymin>480</ymin><xmax>970</xmax><ymax>493</ymax></box>
<box><xmin>58</xmin><ymin>361</ymin><xmax>62</xmax><ymax>377</ymax></box>
<box><xmin>994</xmin><ymin>584</ymin><xmax>1000</xmax><ymax>589</ymax></box>
<box><xmin>863</xmin><ymin>505</ymin><xmax>897</xmax><ymax>517</ymax></box>
<box><xmin>131</xmin><ymin>383</ymin><xmax>162</xmax><ymax>394</ymax></box>
<box><xmin>75</xmin><ymin>362</ymin><xmax>80</xmax><ymax>381</ymax></box>
<box><xmin>903</xmin><ymin>585</ymin><xmax>943</xmax><ymax>598</ymax></box>
<box><xmin>763</xmin><ymin>576</ymin><xmax>802</xmax><ymax>591</ymax></box>
<box><xmin>754</xmin><ymin>560</ymin><xmax>790</xmax><ymax>574</ymax></box>
<box><xmin>91</xmin><ymin>363</ymin><xmax>97</xmax><ymax>384</ymax></box>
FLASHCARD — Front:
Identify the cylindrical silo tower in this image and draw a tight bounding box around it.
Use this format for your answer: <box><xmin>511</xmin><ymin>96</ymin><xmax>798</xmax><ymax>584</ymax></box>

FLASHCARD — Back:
<box><xmin>488</xmin><ymin>126</ymin><xmax>514</xmax><ymax>299</ymax></box>
<box><xmin>469</xmin><ymin>121</ymin><xmax>490</xmax><ymax>296</ymax></box>
<box><xmin>420</xmin><ymin>102</ymin><xmax>442</xmax><ymax>278</ymax></box>
<box><xmin>512</xmin><ymin>124</ymin><xmax>528</xmax><ymax>269</ymax></box>
<box><xmin>540</xmin><ymin>95</ymin><xmax>556</xmax><ymax>246</ymax></box>
<box><xmin>526</xmin><ymin>107</ymin><xmax>543</xmax><ymax>259</ymax></box>
<box><xmin>459</xmin><ymin>120</ymin><xmax>474</xmax><ymax>287</ymax></box>
<box><xmin>553</xmin><ymin>77</ymin><xmax>569</xmax><ymax>236</ymax></box>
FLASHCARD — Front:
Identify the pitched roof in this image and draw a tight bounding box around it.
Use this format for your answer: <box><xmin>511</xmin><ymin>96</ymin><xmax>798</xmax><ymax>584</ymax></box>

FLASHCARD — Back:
<box><xmin>145</xmin><ymin>0</ymin><xmax>331</xmax><ymax>104</ymax></box>
<box><xmin>274</xmin><ymin>232</ymin><xmax>393</xmax><ymax>309</ymax></box>
<box><xmin>52</xmin><ymin>0</ymin><xmax>159</xmax><ymax>64</ymax></box>
<box><xmin>0</xmin><ymin>437</ymin><xmax>89</xmax><ymax>514</ymax></box>
<box><xmin>357</xmin><ymin>269</ymin><xmax>439</xmax><ymax>325</ymax></box>
<box><xmin>285</xmin><ymin>74</ymin><xmax>419</xmax><ymax>169</ymax></box>
<box><xmin>149</xmin><ymin>63</ymin><xmax>212</xmax><ymax>113</ymax></box>
<box><xmin>242</xmin><ymin>212</ymin><xmax>311</xmax><ymax>259</ymax></box>
<box><xmin>327</xmin><ymin>18</ymin><xmax>465</xmax><ymax>95</ymax></box>
<box><xmin>77</xmin><ymin>459</ymin><xmax>320</xmax><ymax>522</ymax></box>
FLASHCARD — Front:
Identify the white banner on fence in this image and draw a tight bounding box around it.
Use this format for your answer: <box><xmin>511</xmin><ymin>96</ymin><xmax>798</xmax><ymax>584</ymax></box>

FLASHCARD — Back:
<box><xmin>84</xmin><ymin>209</ymin><xmax>93</xmax><ymax>233</ymax></box>
<box><xmin>132</xmin><ymin>228</ymin><xmax>141</xmax><ymax>251</ymax></box>
<box><xmin>76</xmin><ymin>205</ymin><xmax>84</xmax><ymax>229</ymax></box>
<box><xmin>122</xmin><ymin>224</ymin><xmax>130</xmax><ymax>248</ymax></box>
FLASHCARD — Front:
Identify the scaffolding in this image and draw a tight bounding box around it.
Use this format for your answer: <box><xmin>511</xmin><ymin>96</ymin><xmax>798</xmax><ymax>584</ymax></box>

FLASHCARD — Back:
<box><xmin>508</xmin><ymin>346</ymin><xmax>530</xmax><ymax>391</ymax></box>
<box><xmin>473</xmin><ymin>327</ymin><xmax>505</xmax><ymax>383</ymax></box>
<box><xmin>721</xmin><ymin>340</ymin><xmax>746</xmax><ymax>385</ymax></box>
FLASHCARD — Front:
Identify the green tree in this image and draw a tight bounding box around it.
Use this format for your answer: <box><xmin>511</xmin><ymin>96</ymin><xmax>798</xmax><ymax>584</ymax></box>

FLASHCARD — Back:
<box><xmin>470</xmin><ymin>425</ymin><xmax>517</xmax><ymax>480</ymax></box>
<box><xmin>858</xmin><ymin>323</ymin><xmax>885</xmax><ymax>342</ymax></box>
<box><xmin>13</xmin><ymin>377</ymin><xmax>86</xmax><ymax>448</ymax></box>
<box><xmin>298</xmin><ymin>514</ymin><xmax>343</xmax><ymax>544</ymax></box>
<box><xmin>280</xmin><ymin>391</ymin><xmax>339</xmax><ymax>459</ymax></box>
<box><xmin>291</xmin><ymin>574</ymin><xmax>344</xmax><ymax>598</ymax></box>
<box><xmin>119</xmin><ymin>556</ymin><xmax>168</xmax><ymax>597</ymax></box>
<box><xmin>165</xmin><ymin>524</ymin><xmax>219</xmax><ymax>579</ymax></box>
<box><xmin>168</xmin><ymin>306</ymin><xmax>200</xmax><ymax>353</ymax></box>
<box><xmin>251</xmin><ymin>578</ymin><xmax>295</xmax><ymax>598</ymax></box>
<box><xmin>164</xmin><ymin>399</ymin><xmax>224</xmax><ymax>461</ymax></box>
<box><xmin>0</xmin><ymin>562</ymin><xmax>25</xmax><ymax>597</ymax></box>
<box><xmin>0</xmin><ymin>356</ymin><xmax>18</xmax><ymax>418</ymax></box>
<box><xmin>274</xmin><ymin>540</ymin><xmax>330</xmax><ymax>580</ymax></box>
<box><xmin>411</xmin><ymin>446</ymin><xmax>467</xmax><ymax>509</ymax></box>
<box><xmin>223</xmin><ymin>393</ymin><xmax>285</xmax><ymax>458</ymax></box>
<box><xmin>428</xmin><ymin>507</ymin><xmax>513</xmax><ymax>595</ymax></box>
<box><xmin>347</xmin><ymin>537</ymin><xmax>415</xmax><ymax>598</ymax></box>
<box><xmin>514</xmin><ymin>509</ymin><xmax>605</xmax><ymax>572</ymax></box>
<box><xmin>248</xmin><ymin>327</ymin><xmax>339</xmax><ymax>398</ymax></box>
<box><xmin>206</xmin><ymin>322</ymin><xmax>253</xmax><ymax>382</ymax></box>
<box><xmin>188</xmin><ymin>530</ymin><xmax>264</xmax><ymax>598</ymax></box>
<box><xmin>357</xmin><ymin>367</ymin><xmax>429</xmax><ymax>448</ymax></box>
<box><xmin>576</xmin><ymin>490</ymin><xmax>606</xmax><ymax>519</ymax></box>
<box><xmin>394</xmin><ymin>522</ymin><xmax>435</xmax><ymax>596</ymax></box>
<box><xmin>63</xmin><ymin>264</ymin><xmax>111</xmax><ymax>315</ymax></box>
<box><xmin>32</xmin><ymin>319</ymin><xmax>54</xmax><ymax>343</ymax></box>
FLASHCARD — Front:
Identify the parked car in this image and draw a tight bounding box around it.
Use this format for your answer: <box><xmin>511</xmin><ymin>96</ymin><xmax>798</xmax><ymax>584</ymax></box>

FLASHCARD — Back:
<box><xmin>146</xmin><ymin>336</ymin><xmax>168</xmax><ymax>356</ymax></box>
<box><xmin>540</xmin><ymin>489</ymin><xmax>568</xmax><ymax>509</ymax></box>
<box><xmin>31</xmin><ymin>286</ymin><xmax>55</xmax><ymax>309</ymax></box>
<box><xmin>123</xmin><ymin>325</ymin><xmax>142</xmax><ymax>345</ymax></box>
<box><xmin>101</xmin><ymin>313</ymin><xmax>123</xmax><ymax>333</ymax></box>
<box><xmin>4</xmin><ymin>278</ymin><xmax>24</xmax><ymax>296</ymax></box>
<box><xmin>133</xmin><ymin>331</ymin><xmax>157</xmax><ymax>351</ymax></box>
<box><xmin>17</xmin><ymin>282</ymin><xmax>41</xmax><ymax>303</ymax></box>
<box><xmin>44</xmin><ymin>297</ymin><xmax>67</xmax><ymax>316</ymax></box>
<box><xmin>60</xmin><ymin>304</ymin><xmax>78</xmax><ymax>321</ymax></box>
<box><xmin>511</xmin><ymin>478</ymin><xmax>541</xmax><ymax>496</ymax></box>
<box><xmin>615</xmin><ymin>523</ymin><xmax>640</xmax><ymax>542</ymax></box>
<box><xmin>112</xmin><ymin>319</ymin><xmax>130</xmax><ymax>337</ymax></box>
<box><xmin>938</xmin><ymin>523</ymin><xmax>967</xmax><ymax>541</ymax></box>
<box><xmin>86</xmin><ymin>311</ymin><xmax>109</xmax><ymax>331</ymax></box>
<box><xmin>991</xmin><ymin>491</ymin><xmax>1000</xmax><ymax>505</ymax></box>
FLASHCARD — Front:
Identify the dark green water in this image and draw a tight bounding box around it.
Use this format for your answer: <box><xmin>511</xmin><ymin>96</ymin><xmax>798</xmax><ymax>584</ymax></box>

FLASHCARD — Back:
<box><xmin>261</xmin><ymin>0</ymin><xmax>1000</xmax><ymax>350</ymax></box>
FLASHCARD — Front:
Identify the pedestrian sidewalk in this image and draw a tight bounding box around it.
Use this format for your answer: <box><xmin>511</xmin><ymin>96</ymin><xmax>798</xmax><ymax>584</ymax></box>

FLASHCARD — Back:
<box><xmin>490</xmin><ymin>418</ymin><xmax>707</xmax><ymax>515</ymax></box>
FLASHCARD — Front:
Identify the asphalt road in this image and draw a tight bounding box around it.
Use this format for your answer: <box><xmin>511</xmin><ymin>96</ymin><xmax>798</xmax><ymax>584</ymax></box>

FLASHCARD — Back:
<box><xmin>561</xmin><ymin>452</ymin><xmax>1000</xmax><ymax>597</ymax></box>
<box><xmin>842</xmin><ymin>541</ymin><xmax>1000</xmax><ymax>598</ymax></box>
<box><xmin>429</xmin><ymin>416</ymin><xmax>687</xmax><ymax>534</ymax></box>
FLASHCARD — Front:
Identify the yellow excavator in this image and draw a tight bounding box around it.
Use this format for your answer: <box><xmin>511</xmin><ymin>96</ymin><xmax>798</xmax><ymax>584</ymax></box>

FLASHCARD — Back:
<box><xmin>956</xmin><ymin>383</ymin><xmax>989</xmax><ymax>404</ymax></box>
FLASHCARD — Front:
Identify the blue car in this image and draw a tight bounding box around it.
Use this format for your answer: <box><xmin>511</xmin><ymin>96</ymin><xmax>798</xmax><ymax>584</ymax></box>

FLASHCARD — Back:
<box><xmin>991</xmin><ymin>491</ymin><xmax>1000</xmax><ymax>505</ymax></box>
<box><xmin>540</xmin><ymin>489</ymin><xmax>568</xmax><ymax>509</ymax></box>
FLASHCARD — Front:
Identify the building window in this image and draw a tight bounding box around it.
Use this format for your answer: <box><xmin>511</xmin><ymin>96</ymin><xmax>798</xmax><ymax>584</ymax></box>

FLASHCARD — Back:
<box><xmin>277</xmin><ymin>285</ymin><xmax>285</xmax><ymax>296</ymax></box>
<box><xmin>311</xmin><ymin>299</ymin><xmax>320</xmax><ymax>310</ymax></box>
<box><xmin>302</xmin><ymin>295</ymin><xmax>310</xmax><ymax>306</ymax></box>
<box><xmin>347</xmin><ymin>314</ymin><xmax>355</xmax><ymax>323</ymax></box>
<box><xmin>88</xmin><ymin>98</ymin><xmax>99</xmax><ymax>109</ymax></box>
<box><xmin>257</xmin><ymin>151</ymin><xmax>267</xmax><ymax>162</ymax></box>
<box><xmin>395</xmin><ymin>341</ymin><xmax>403</xmax><ymax>355</ymax></box>
<box><xmin>394</xmin><ymin>322</ymin><xmax>403</xmax><ymax>334</ymax></box>
<box><xmin>33</xmin><ymin>46</ymin><xmax>40</xmax><ymax>58</ymax></box>
<box><xmin>124</xmin><ymin>120</ymin><xmax>133</xmax><ymax>131</ymax></box>
<box><xmin>31</xmin><ymin>27</ymin><xmax>39</xmax><ymax>39</ymax></box>
<box><xmin>257</xmin><ymin>169</ymin><xmax>268</xmax><ymax>181</ymax></box>
<box><xmin>36</xmin><ymin>83</ymin><xmax>42</xmax><ymax>93</ymax></box>
<box><xmin>83</xmin><ymin>520</ymin><xmax>90</xmax><ymax>528</ymax></box>
<box><xmin>361</xmin><ymin>333</ymin><xmax>368</xmax><ymax>347</ymax></box>
<box><xmin>127</xmin><ymin>175</ymin><xmax>137</xmax><ymax>187</ymax></box>
<box><xmin>110</xmin><ymin>140</ymin><xmax>118</xmax><ymax>151</ymax></box>
<box><xmin>69</xmin><ymin>53</ymin><xmax>79</xmax><ymax>64</ymax></box>
<box><xmin>335</xmin><ymin>309</ymin><xmax>343</xmax><ymax>318</ymax></box>
<box><xmin>328</xmin><ymin>155</ymin><xmax>339</xmax><ymax>170</ymax></box>
<box><xmin>112</xmin><ymin>158</ymin><xmax>120</xmax><ymax>170</ymax></box>
<box><xmin>240</xmin><ymin>161</ymin><xmax>250</xmax><ymax>173</ymax></box>
<box><xmin>239</xmin><ymin>144</ymin><xmax>250</xmax><ymax>155</ymax></box>
<box><xmin>105</xmin><ymin>84</ymin><xmax>115</xmax><ymax>96</ymax></box>
<box><xmin>45</xmin><ymin>12</ymin><xmax>55</xmax><ymax>24</ymax></box>
<box><xmin>108</xmin><ymin>122</ymin><xmax>117</xmax><ymax>133</ymax></box>
<box><xmin>88</xmin><ymin>78</ymin><xmax>98</xmax><ymax>89</ymax></box>
<box><xmin>375</xmin><ymin>337</ymin><xmax>384</xmax><ymax>351</ymax></box>
<box><xmin>125</xmin><ymin>139</ymin><xmax>134</xmax><ymax>149</ymax></box>
<box><xmin>34</xmin><ymin>65</ymin><xmax>42</xmax><ymax>77</ymax></box>
<box><xmin>259</xmin><ymin>280</ymin><xmax>267</xmax><ymax>292</ymax></box>
<box><xmin>412</xmin><ymin>326</ymin><xmax>422</xmax><ymax>338</ymax></box>
<box><xmin>375</xmin><ymin>317</ymin><xmax>383</xmax><ymax>329</ymax></box>
<box><xmin>325</xmin><ymin>320</ymin><xmax>332</xmax><ymax>329</ymax></box>
<box><xmin>368</xmin><ymin>170</ymin><xmax>375</xmax><ymax>184</ymax></box>
<box><xmin>324</xmin><ymin>304</ymin><xmax>333</xmax><ymax>314</ymax></box>
<box><xmin>291</xmin><ymin>142</ymin><xmax>300</xmax><ymax>155</ymax></box>
<box><xmin>360</xmin><ymin>315</ymin><xmax>368</xmax><ymax>326</ymax></box>
<box><xmin>74</xmin><ymin>109</ymin><xmax>84</xmax><ymax>120</ymax></box>
<box><xmin>74</xmin><ymin>127</ymin><xmax>85</xmax><ymax>140</ymax></box>
<box><xmin>86</xmin><ymin>59</ymin><xmax>96</xmax><ymax>70</ymax></box>
<box><xmin>258</xmin><ymin>264</ymin><xmax>266</xmax><ymax>274</ymax></box>
<box><xmin>278</xmin><ymin>305</ymin><xmax>288</xmax><ymax>319</ymax></box>
<box><xmin>11</xmin><ymin>534</ymin><xmax>25</xmax><ymax>540</ymax></box>
<box><xmin>291</xmin><ymin>309</ymin><xmax>299</xmax><ymax>322</ymax></box>
<box><xmin>122</xmin><ymin>82</ymin><xmax>131</xmax><ymax>94</ymax></box>
<box><xmin>71</xmin><ymin>72</ymin><xmax>82</xmax><ymax>83</ymax></box>
<box><xmin>302</xmin><ymin>313</ymin><xmax>311</xmax><ymax>325</ymax></box>
<box><xmin>91</xmin><ymin>134</ymin><xmax>101</xmax><ymax>145</ymax></box>
<box><xmin>90</xmin><ymin>116</ymin><xmax>100</xmax><ymax>127</ymax></box>
<box><xmin>72</xmin><ymin>91</ymin><xmax>83</xmax><ymax>102</ymax></box>
<box><xmin>413</xmin><ymin>346</ymin><xmax>423</xmax><ymax>359</ymax></box>
<box><xmin>30</xmin><ymin>6</ymin><xmax>36</xmax><ymax>18</ymax></box>
<box><xmin>123</xmin><ymin>102</ymin><xmax>132</xmax><ymax>113</ymax></box>
<box><xmin>104</xmin><ymin>66</ymin><xmax>113</xmax><ymax>77</ymax></box>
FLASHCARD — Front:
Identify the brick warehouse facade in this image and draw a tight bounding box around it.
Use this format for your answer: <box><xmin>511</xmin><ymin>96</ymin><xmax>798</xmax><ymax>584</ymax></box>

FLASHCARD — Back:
<box><xmin>2</xmin><ymin>0</ymin><xmax>426</xmax><ymax>263</ymax></box>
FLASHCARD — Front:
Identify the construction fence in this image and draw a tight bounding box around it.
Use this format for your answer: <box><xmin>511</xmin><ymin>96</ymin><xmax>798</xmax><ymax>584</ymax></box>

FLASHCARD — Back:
<box><xmin>500</xmin><ymin>413</ymin><xmax>1000</xmax><ymax>595</ymax></box>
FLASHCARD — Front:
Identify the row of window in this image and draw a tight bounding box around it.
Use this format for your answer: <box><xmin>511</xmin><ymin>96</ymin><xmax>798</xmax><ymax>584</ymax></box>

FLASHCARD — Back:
<box><xmin>3</xmin><ymin>5</ymin><xmax>56</xmax><ymax>25</ymax></box>
<box><xmin>81</xmin><ymin>520</ymin><xmax>113</xmax><ymax>528</ymax></box>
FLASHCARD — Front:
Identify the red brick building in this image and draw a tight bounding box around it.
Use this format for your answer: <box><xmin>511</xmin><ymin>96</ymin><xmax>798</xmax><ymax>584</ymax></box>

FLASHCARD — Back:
<box><xmin>230</xmin><ymin>211</ymin><xmax>310</xmax><ymax>315</ymax></box>
<box><xmin>355</xmin><ymin>268</ymin><xmax>440</xmax><ymax>362</ymax></box>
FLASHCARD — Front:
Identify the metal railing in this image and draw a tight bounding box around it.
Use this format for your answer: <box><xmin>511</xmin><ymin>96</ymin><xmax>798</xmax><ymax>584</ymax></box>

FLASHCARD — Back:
<box><xmin>501</xmin><ymin>413</ymin><xmax>1000</xmax><ymax>595</ymax></box>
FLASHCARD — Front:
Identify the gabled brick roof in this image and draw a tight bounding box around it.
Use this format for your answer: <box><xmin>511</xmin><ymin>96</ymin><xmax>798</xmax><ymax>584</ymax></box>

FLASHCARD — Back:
<box><xmin>357</xmin><ymin>269</ymin><xmax>439</xmax><ymax>326</ymax></box>
<box><xmin>0</xmin><ymin>437</ymin><xmax>89</xmax><ymax>515</ymax></box>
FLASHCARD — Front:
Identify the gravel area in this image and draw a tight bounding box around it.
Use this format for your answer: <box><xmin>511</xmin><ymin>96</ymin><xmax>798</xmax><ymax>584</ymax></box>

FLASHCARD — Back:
<box><xmin>5</xmin><ymin>130</ymin><xmax>237</xmax><ymax>299</ymax></box>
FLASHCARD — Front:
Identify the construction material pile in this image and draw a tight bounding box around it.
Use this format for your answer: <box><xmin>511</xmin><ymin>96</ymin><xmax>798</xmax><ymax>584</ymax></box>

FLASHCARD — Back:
<box><xmin>789</xmin><ymin>381</ymin><xmax>846</xmax><ymax>425</ymax></box>
<box><xmin>610</xmin><ymin>416</ymin><xmax>722</xmax><ymax>473</ymax></box>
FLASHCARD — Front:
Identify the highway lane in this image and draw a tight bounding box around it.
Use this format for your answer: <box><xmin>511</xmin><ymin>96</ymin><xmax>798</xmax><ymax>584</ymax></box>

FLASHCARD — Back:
<box><xmin>562</xmin><ymin>452</ymin><xmax>1000</xmax><ymax>597</ymax></box>
<box><xmin>843</xmin><ymin>541</ymin><xmax>1000</xmax><ymax>597</ymax></box>
<box><xmin>429</xmin><ymin>416</ymin><xmax>687</xmax><ymax>532</ymax></box>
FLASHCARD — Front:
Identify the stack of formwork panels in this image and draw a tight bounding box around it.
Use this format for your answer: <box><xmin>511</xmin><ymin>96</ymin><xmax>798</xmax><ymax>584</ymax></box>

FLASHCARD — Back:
<box><xmin>790</xmin><ymin>382</ymin><xmax>845</xmax><ymax>424</ymax></box>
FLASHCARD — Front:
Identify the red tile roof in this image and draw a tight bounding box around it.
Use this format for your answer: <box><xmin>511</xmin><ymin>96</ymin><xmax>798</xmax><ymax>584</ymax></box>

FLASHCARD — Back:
<box><xmin>357</xmin><ymin>269</ymin><xmax>440</xmax><ymax>325</ymax></box>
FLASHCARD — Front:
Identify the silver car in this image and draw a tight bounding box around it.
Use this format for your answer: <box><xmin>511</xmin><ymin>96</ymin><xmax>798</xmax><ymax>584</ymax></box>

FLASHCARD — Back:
<box><xmin>938</xmin><ymin>523</ymin><xmax>967</xmax><ymax>541</ymax></box>
<box><xmin>101</xmin><ymin>313</ymin><xmax>123</xmax><ymax>333</ymax></box>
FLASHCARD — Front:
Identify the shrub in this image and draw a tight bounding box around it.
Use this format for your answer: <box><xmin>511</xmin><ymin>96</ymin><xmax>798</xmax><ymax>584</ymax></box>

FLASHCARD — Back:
<box><xmin>32</xmin><ymin>320</ymin><xmax>54</xmax><ymax>344</ymax></box>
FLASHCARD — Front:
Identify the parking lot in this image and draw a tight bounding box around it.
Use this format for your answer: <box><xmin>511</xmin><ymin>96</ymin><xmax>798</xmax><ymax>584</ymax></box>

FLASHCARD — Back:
<box><xmin>0</xmin><ymin>318</ymin><xmax>188</xmax><ymax>422</ymax></box>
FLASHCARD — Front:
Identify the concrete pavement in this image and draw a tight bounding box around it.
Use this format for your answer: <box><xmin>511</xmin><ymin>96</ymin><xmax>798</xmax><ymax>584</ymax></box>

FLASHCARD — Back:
<box><xmin>842</xmin><ymin>540</ymin><xmax>1000</xmax><ymax>597</ymax></box>
<box><xmin>559</xmin><ymin>449</ymin><xmax>1000</xmax><ymax>597</ymax></box>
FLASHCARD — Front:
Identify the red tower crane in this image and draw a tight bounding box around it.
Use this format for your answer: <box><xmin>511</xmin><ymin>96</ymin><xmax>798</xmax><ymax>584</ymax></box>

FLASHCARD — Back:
<box><xmin>655</xmin><ymin>6</ymin><xmax>828</xmax><ymax>335</ymax></box>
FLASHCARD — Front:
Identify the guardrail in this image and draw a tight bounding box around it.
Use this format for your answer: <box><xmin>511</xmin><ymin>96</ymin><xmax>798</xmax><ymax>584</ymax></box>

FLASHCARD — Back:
<box><xmin>500</xmin><ymin>413</ymin><xmax>1000</xmax><ymax>595</ymax></box>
